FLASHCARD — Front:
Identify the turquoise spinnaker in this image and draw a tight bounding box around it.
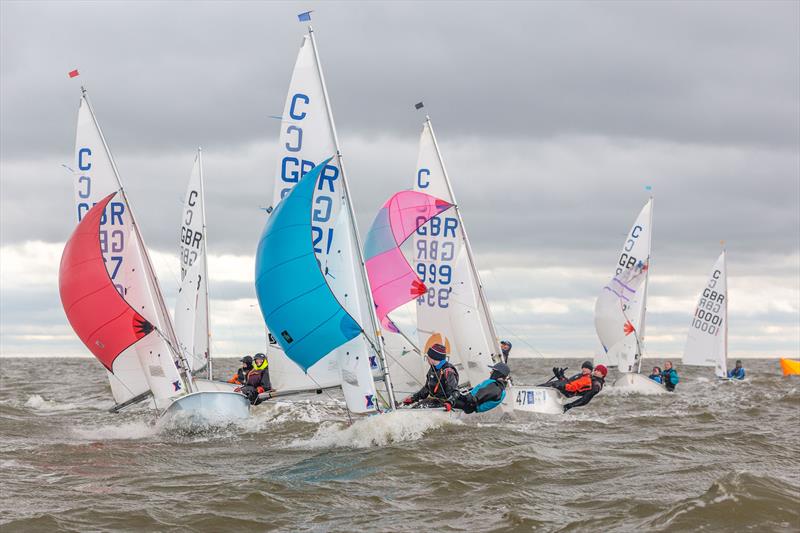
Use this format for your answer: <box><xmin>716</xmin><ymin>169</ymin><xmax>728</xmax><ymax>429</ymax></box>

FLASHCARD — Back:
<box><xmin>255</xmin><ymin>159</ymin><xmax>362</xmax><ymax>372</ymax></box>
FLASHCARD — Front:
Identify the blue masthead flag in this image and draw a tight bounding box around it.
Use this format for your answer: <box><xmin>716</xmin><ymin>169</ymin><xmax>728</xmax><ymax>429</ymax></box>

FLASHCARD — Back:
<box><xmin>298</xmin><ymin>11</ymin><xmax>312</xmax><ymax>22</ymax></box>
<box><xmin>644</xmin><ymin>185</ymin><xmax>653</xmax><ymax>191</ymax></box>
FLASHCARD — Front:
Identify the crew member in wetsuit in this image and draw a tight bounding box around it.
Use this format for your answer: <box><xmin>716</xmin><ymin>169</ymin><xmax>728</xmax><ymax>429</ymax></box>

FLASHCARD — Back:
<box><xmin>660</xmin><ymin>360</ymin><xmax>679</xmax><ymax>392</ymax></box>
<box><xmin>227</xmin><ymin>355</ymin><xmax>253</xmax><ymax>385</ymax></box>
<box><xmin>401</xmin><ymin>344</ymin><xmax>459</xmax><ymax>408</ymax></box>
<box><xmin>500</xmin><ymin>340</ymin><xmax>512</xmax><ymax>364</ymax></box>
<box><xmin>648</xmin><ymin>366</ymin><xmax>663</xmax><ymax>384</ymax></box>
<box><xmin>447</xmin><ymin>362</ymin><xmax>510</xmax><ymax>413</ymax></box>
<box><xmin>560</xmin><ymin>364</ymin><xmax>607</xmax><ymax>412</ymax></box>
<box><xmin>237</xmin><ymin>353</ymin><xmax>272</xmax><ymax>405</ymax></box>
<box><xmin>727</xmin><ymin>360</ymin><xmax>745</xmax><ymax>380</ymax></box>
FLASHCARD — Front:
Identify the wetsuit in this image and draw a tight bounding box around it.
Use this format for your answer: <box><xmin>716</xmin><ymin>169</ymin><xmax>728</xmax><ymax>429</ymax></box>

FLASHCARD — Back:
<box><xmin>227</xmin><ymin>366</ymin><xmax>251</xmax><ymax>385</ymax></box>
<box><xmin>501</xmin><ymin>348</ymin><xmax>511</xmax><ymax>364</ymax></box>
<box><xmin>648</xmin><ymin>373</ymin><xmax>663</xmax><ymax>384</ymax></box>
<box><xmin>562</xmin><ymin>375</ymin><xmax>604</xmax><ymax>412</ymax></box>
<box><xmin>411</xmin><ymin>361</ymin><xmax>459</xmax><ymax>406</ymax></box>
<box><xmin>449</xmin><ymin>378</ymin><xmax>507</xmax><ymax>414</ymax></box>
<box><xmin>727</xmin><ymin>367</ymin><xmax>745</xmax><ymax>380</ymax></box>
<box><xmin>661</xmin><ymin>368</ymin><xmax>679</xmax><ymax>392</ymax></box>
<box><xmin>241</xmin><ymin>360</ymin><xmax>272</xmax><ymax>405</ymax></box>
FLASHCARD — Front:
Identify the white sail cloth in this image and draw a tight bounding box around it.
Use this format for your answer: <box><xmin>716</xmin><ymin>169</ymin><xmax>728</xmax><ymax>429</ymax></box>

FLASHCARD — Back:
<box><xmin>267</xmin><ymin>33</ymin><xmax>378</xmax><ymax>413</ymax></box>
<box><xmin>411</xmin><ymin>121</ymin><xmax>497</xmax><ymax>387</ymax></box>
<box><xmin>683</xmin><ymin>251</ymin><xmax>727</xmax><ymax>378</ymax></box>
<box><xmin>74</xmin><ymin>96</ymin><xmax>186</xmax><ymax>409</ymax></box>
<box><xmin>594</xmin><ymin>198</ymin><xmax>652</xmax><ymax>372</ymax></box>
<box><xmin>175</xmin><ymin>153</ymin><xmax>210</xmax><ymax>375</ymax></box>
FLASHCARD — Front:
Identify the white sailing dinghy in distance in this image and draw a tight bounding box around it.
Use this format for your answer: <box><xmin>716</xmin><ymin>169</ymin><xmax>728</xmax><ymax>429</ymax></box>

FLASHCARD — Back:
<box><xmin>61</xmin><ymin>89</ymin><xmax>249</xmax><ymax>421</ymax></box>
<box><xmin>682</xmin><ymin>249</ymin><xmax>729</xmax><ymax>380</ymax></box>
<box><xmin>594</xmin><ymin>197</ymin><xmax>665</xmax><ymax>394</ymax></box>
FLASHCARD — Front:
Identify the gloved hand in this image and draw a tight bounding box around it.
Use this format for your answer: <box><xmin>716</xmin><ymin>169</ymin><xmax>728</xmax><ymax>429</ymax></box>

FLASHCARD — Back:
<box><xmin>233</xmin><ymin>387</ymin><xmax>242</xmax><ymax>392</ymax></box>
<box><xmin>444</xmin><ymin>402</ymin><xmax>453</xmax><ymax>412</ymax></box>
<box><xmin>557</xmin><ymin>367</ymin><xmax>567</xmax><ymax>380</ymax></box>
<box><xmin>552</xmin><ymin>367</ymin><xmax>561</xmax><ymax>378</ymax></box>
<box><xmin>256</xmin><ymin>386</ymin><xmax>265</xmax><ymax>394</ymax></box>
<box><xmin>402</xmin><ymin>396</ymin><xmax>414</xmax><ymax>405</ymax></box>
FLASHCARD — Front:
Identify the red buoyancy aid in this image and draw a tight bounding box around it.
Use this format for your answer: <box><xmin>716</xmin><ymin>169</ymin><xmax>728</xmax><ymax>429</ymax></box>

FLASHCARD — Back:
<box><xmin>565</xmin><ymin>374</ymin><xmax>593</xmax><ymax>394</ymax></box>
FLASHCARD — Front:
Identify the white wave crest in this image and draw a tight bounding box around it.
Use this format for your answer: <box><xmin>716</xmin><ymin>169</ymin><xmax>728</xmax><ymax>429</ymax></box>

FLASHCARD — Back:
<box><xmin>24</xmin><ymin>394</ymin><xmax>79</xmax><ymax>411</ymax></box>
<box><xmin>289</xmin><ymin>410</ymin><xmax>459</xmax><ymax>449</ymax></box>
<box><xmin>72</xmin><ymin>420</ymin><xmax>157</xmax><ymax>441</ymax></box>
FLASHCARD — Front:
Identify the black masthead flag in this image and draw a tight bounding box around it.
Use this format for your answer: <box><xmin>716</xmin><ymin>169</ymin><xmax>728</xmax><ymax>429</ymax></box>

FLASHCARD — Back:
<box><xmin>414</xmin><ymin>102</ymin><xmax>424</xmax><ymax>110</ymax></box>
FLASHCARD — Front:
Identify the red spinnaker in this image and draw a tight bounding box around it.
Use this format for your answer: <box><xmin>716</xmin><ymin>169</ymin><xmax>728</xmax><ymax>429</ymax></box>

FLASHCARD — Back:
<box><xmin>59</xmin><ymin>192</ymin><xmax>150</xmax><ymax>371</ymax></box>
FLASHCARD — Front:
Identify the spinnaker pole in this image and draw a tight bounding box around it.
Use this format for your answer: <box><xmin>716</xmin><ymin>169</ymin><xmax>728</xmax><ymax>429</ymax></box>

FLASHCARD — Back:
<box><xmin>424</xmin><ymin>115</ymin><xmax>502</xmax><ymax>361</ymax></box>
<box><xmin>307</xmin><ymin>26</ymin><xmax>397</xmax><ymax>408</ymax></box>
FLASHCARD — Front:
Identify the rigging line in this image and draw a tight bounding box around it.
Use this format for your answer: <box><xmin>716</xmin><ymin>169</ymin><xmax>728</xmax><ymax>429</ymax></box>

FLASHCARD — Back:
<box><xmin>483</xmin><ymin>270</ymin><xmax>549</xmax><ymax>358</ymax></box>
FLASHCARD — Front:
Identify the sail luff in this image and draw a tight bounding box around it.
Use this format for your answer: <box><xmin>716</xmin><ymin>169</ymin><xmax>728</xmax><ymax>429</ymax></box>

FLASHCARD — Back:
<box><xmin>307</xmin><ymin>26</ymin><xmax>396</xmax><ymax>408</ymax></box>
<box><xmin>425</xmin><ymin>117</ymin><xmax>501</xmax><ymax>361</ymax></box>
<box><xmin>82</xmin><ymin>90</ymin><xmax>192</xmax><ymax>394</ymax></box>
<box><xmin>198</xmin><ymin>147</ymin><xmax>212</xmax><ymax>379</ymax></box>
<box><xmin>723</xmin><ymin>249</ymin><xmax>729</xmax><ymax>374</ymax></box>
<box><xmin>635</xmin><ymin>196</ymin><xmax>654</xmax><ymax>373</ymax></box>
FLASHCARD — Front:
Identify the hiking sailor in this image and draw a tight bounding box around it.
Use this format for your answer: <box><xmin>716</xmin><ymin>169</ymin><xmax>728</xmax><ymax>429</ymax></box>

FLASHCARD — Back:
<box><xmin>401</xmin><ymin>344</ymin><xmax>459</xmax><ymax>408</ymax></box>
<box><xmin>235</xmin><ymin>353</ymin><xmax>272</xmax><ymax>405</ymax></box>
<box><xmin>447</xmin><ymin>362</ymin><xmax>510</xmax><ymax>413</ymax></box>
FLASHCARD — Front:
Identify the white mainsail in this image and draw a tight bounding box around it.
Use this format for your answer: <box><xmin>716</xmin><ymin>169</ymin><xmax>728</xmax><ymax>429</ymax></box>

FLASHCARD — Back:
<box><xmin>411</xmin><ymin>118</ymin><xmax>499</xmax><ymax>387</ymax></box>
<box><xmin>175</xmin><ymin>150</ymin><xmax>211</xmax><ymax>377</ymax></box>
<box><xmin>683</xmin><ymin>251</ymin><xmax>728</xmax><ymax>378</ymax></box>
<box><xmin>268</xmin><ymin>30</ymin><xmax>382</xmax><ymax>413</ymax></box>
<box><xmin>73</xmin><ymin>93</ymin><xmax>189</xmax><ymax>409</ymax></box>
<box><xmin>594</xmin><ymin>198</ymin><xmax>653</xmax><ymax>373</ymax></box>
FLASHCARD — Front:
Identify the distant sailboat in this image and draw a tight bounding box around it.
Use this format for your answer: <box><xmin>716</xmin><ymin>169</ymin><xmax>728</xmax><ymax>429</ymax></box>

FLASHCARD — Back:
<box><xmin>175</xmin><ymin>148</ymin><xmax>212</xmax><ymax>379</ymax></box>
<box><xmin>594</xmin><ymin>197</ymin><xmax>664</xmax><ymax>393</ymax></box>
<box><xmin>683</xmin><ymin>250</ymin><xmax>728</xmax><ymax>379</ymax></box>
<box><xmin>62</xmin><ymin>89</ymin><xmax>249</xmax><ymax>419</ymax></box>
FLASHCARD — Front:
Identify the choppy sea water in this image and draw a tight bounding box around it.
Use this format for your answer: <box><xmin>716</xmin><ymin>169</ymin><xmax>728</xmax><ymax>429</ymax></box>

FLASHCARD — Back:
<box><xmin>1</xmin><ymin>357</ymin><xmax>798</xmax><ymax>532</ymax></box>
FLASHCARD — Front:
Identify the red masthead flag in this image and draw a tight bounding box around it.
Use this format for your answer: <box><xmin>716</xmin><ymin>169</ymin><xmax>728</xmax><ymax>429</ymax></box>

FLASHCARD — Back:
<box><xmin>68</xmin><ymin>69</ymin><xmax>79</xmax><ymax>78</ymax></box>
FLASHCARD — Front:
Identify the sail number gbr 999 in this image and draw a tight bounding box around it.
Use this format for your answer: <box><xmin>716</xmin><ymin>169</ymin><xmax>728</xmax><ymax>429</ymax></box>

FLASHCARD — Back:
<box><xmin>415</xmin><ymin>212</ymin><xmax>459</xmax><ymax>309</ymax></box>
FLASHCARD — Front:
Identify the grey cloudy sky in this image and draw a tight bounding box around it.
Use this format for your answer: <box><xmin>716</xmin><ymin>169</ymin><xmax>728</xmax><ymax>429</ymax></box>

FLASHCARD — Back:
<box><xmin>1</xmin><ymin>0</ymin><xmax>798</xmax><ymax>360</ymax></box>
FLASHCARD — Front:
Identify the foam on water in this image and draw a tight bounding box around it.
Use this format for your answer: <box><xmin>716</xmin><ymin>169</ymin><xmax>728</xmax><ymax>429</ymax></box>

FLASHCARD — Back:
<box><xmin>289</xmin><ymin>410</ymin><xmax>460</xmax><ymax>449</ymax></box>
<box><xmin>72</xmin><ymin>420</ymin><xmax>157</xmax><ymax>441</ymax></box>
<box><xmin>24</xmin><ymin>394</ymin><xmax>80</xmax><ymax>412</ymax></box>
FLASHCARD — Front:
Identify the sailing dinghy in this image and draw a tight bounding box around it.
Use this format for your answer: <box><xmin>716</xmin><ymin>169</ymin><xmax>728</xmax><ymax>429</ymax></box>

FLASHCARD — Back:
<box><xmin>257</xmin><ymin>24</ymin><xmax>397</xmax><ymax>414</ymax></box>
<box><xmin>62</xmin><ymin>90</ymin><xmax>249</xmax><ymax>421</ymax></box>
<box><xmin>682</xmin><ymin>250</ymin><xmax>730</xmax><ymax>380</ymax></box>
<box><xmin>594</xmin><ymin>198</ymin><xmax>665</xmax><ymax>393</ymax></box>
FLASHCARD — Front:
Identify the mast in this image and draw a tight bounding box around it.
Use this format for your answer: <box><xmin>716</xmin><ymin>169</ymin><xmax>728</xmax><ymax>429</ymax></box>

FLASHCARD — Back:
<box><xmin>81</xmin><ymin>88</ymin><xmax>194</xmax><ymax>393</ymax></box>
<box><xmin>307</xmin><ymin>26</ymin><xmax>397</xmax><ymax>408</ymax></box>
<box><xmin>425</xmin><ymin>115</ymin><xmax>502</xmax><ymax>360</ymax></box>
<box><xmin>198</xmin><ymin>147</ymin><xmax>213</xmax><ymax>379</ymax></box>
<box><xmin>636</xmin><ymin>196</ymin><xmax>653</xmax><ymax>374</ymax></box>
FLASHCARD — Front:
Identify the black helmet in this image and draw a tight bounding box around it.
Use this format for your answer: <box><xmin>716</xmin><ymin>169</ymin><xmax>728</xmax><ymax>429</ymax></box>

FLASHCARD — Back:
<box><xmin>488</xmin><ymin>362</ymin><xmax>511</xmax><ymax>378</ymax></box>
<box><xmin>253</xmin><ymin>353</ymin><xmax>266</xmax><ymax>362</ymax></box>
<box><xmin>581</xmin><ymin>360</ymin><xmax>594</xmax><ymax>370</ymax></box>
<box><xmin>240</xmin><ymin>355</ymin><xmax>253</xmax><ymax>366</ymax></box>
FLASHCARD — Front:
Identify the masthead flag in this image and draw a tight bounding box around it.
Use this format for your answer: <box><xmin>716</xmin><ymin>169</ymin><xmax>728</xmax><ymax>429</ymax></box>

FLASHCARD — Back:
<box><xmin>298</xmin><ymin>11</ymin><xmax>312</xmax><ymax>22</ymax></box>
<box><xmin>68</xmin><ymin>69</ymin><xmax>79</xmax><ymax>78</ymax></box>
<box><xmin>644</xmin><ymin>185</ymin><xmax>652</xmax><ymax>191</ymax></box>
<box><xmin>414</xmin><ymin>102</ymin><xmax>424</xmax><ymax>110</ymax></box>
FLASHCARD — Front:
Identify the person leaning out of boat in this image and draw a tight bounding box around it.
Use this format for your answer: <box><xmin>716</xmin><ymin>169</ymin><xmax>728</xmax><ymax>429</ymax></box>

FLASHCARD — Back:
<box><xmin>560</xmin><ymin>364</ymin><xmax>608</xmax><ymax>413</ymax></box>
<box><xmin>401</xmin><ymin>344</ymin><xmax>459</xmax><ymax>408</ymax></box>
<box><xmin>727</xmin><ymin>360</ymin><xmax>745</xmax><ymax>380</ymax></box>
<box><xmin>227</xmin><ymin>355</ymin><xmax>253</xmax><ymax>385</ymax></box>
<box><xmin>660</xmin><ymin>361</ymin><xmax>679</xmax><ymax>392</ymax></box>
<box><xmin>500</xmin><ymin>340</ymin><xmax>512</xmax><ymax>364</ymax></box>
<box><xmin>648</xmin><ymin>366</ymin><xmax>663</xmax><ymax>384</ymax></box>
<box><xmin>447</xmin><ymin>362</ymin><xmax>511</xmax><ymax>414</ymax></box>
<box><xmin>235</xmin><ymin>353</ymin><xmax>272</xmax><ymax>405</ymax></box>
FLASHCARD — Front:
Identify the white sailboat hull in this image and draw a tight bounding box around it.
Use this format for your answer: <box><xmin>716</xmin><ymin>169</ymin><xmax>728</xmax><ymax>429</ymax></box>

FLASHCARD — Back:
<box><xmin>612</xmin><ymin>372</ymin><xmax>667</xmax><ymax>394</ymax></box>
<box><xmin>509</xmin><ymin>386</ymin><xmax>566</xmax><ymax>415</ymax></box>
<box><xmin>161</xmin><ymin>391</ymin><xmax>250</xmax><ymax>423</ymax></box>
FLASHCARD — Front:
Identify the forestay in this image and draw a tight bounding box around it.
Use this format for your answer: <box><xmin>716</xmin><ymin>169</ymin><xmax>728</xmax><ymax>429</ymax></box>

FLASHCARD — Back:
<box><xmin>175</xmin><ymin>150</ymin><xmax>211</xmax><ymax>377</ymax></box>
<box><xmin>72</xmin><ymin>95</ymin><xmax>185</xmax><ymax>409</ymax></box>
<box><xmin>256</xmin><ymin>161</ymin><xmax>378</xmax><ymax>414</ymax></box>
<box><xmin>265</xmin><ymin>32</ymin><xmax>381</xmax><ymax>400</ymax></box>
<box><xmin>683</xmin><ymin>251</ymin><xmax>727</xmax><ymax>378</ymax></box>
<box><xmin>412</xmin><ymin>119</ymin><xmax>499</xmax><ymax>387</ymax></box>
<box><xmin>594</xmin><ymin>198</ymin><xmax>653</xmax><ymax>372</ymax></box>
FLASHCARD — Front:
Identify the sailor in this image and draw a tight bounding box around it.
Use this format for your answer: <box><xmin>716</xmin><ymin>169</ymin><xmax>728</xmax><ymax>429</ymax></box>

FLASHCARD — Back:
<box><xmin>648</xmin><ymin>366</ymin><xmax>663</xmax><ymax>384</ymax></box>
<box><xmin>560</xmin><ymin>364</ymin><xmax>607</xmax><ymax>412</ymax></box>
<box><xmin>550</xmin><ymin>360</ymin><xmax>593</xmax><ymax>383</ymax></box>
<box><xmin>447</xmin><ymin>362</ymin><xmax>511</xmax><ymax>414</ymax></box>
<box><xmin>227</xmin><ymin>355</ymin><xmax>253</xmax><ymax>385</ymax></box>
<box><xmin>236</xmin><ymin>353</ymin><xmax>272</xmax><ymax>405</ymax></box>
<box><xmin>727</xmin><ymin>360</ymin><xmax>746</xmax><ymax>380</ymax></box>
<box><xmin>500</xmin><ymin>340</ymin><xmax>512</xmax><ymax>363</ymax></box>
<box><xmin>401</xmin><ymin>344</ymin><xmax>459</xmax><ymax>408</ymax></box>
<box><xmin>660</xmin><ymin>361</ymin><xmax>679</xmax><ymax>392</ymax></box>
